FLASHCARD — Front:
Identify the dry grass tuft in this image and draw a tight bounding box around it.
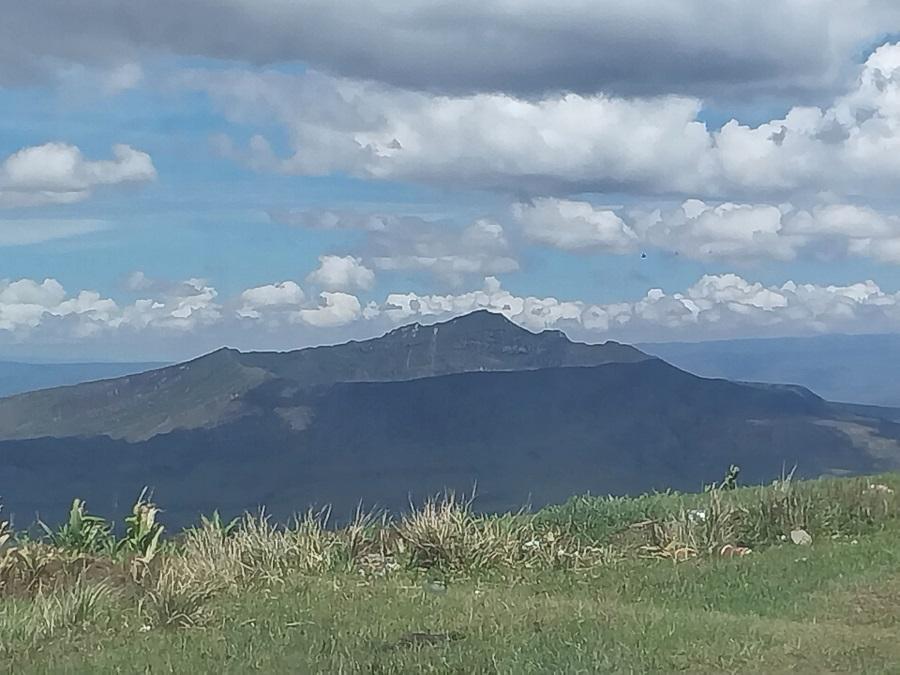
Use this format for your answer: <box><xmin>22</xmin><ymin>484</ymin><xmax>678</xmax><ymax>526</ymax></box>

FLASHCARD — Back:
<box><xmin>622</xmin><ymin>475</ymin><xmax>899</xmax><ymax>560</ymax></box>
<box><xmin>0</xmin><ymin>543</ymin><xmax>99</xmax><ymax>596</ymax></box>
<box><xmin>170</xmin><ymin>510</ymin><xmax>339</xmax><ymax>590</ymax></box>
<box><xmin>0</xmin><ymin>580</ymin><xmax>115</xmax><ymax>655</ymax></box>
<box><xmin>395</xmin><ymin>492</ymin><xmax>613</xmax><ymax>572</ymax></box>
<box><xmin>137</xmin><ymin>566</ymin><xmax>216</xmax><ymax>629</ymax></box>
<box><xmin>648</xmin><ymin>489</ymin><xmax>741</xmax><ymax>557</ymax></box>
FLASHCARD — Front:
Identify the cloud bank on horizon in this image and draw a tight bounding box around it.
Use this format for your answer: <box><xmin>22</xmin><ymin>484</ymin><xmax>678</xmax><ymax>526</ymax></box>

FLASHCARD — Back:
<box><xmin>2</xmin><ymin>1</ymin><xmax>900</xmax><ymax>358</ymax></box>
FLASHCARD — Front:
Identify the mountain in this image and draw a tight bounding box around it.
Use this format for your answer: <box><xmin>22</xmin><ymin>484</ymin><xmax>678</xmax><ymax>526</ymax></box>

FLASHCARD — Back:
<box><xmin>0</xmin><ymin>310</ymin><xmax>648</xmax><ymax>443</ymax></box>
<box><xmin>0</xmin><ymin>360</ymin><xmax>165</xmax><ymax>399</ymax></box>
<box><xmin>640</xmin><ymin>333</ymin><xmax>900</xmax><ymax>407</ymax></box>
<box><xmin>1</xmin><ymin>311</ymin><xmax>899</xmax><ymax>529</ymax></box>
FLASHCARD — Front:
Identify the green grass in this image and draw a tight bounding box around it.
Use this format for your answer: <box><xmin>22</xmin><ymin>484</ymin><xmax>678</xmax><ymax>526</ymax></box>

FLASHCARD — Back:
<box><xmin>3</xmin><ymin>473</ymin><xmax>900</xmax><ymax>673</ymax></box>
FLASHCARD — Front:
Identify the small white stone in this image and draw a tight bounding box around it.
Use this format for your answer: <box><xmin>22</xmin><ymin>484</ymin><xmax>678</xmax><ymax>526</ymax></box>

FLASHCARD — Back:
<box><xmin>790</xmin><ymin>528</ymin><xmax>813</xmax><ymax>546</ymax></box>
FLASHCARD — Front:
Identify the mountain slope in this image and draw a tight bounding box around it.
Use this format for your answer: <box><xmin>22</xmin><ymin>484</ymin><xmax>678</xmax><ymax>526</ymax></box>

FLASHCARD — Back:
<box><xmin>2</xmin><ymin>358</ymin><xmax>899</xmax><ymax>528</ymax></box>
<box><xmin>0</xmin><ymin>360</ymin><xmax>164</xmax><ymax>398</ymax></box>
<box><xmin>2</xmin><ymin>311</ymin><xmax>900</xmax><ymax>528</ymax></box>
<box><xmin>0</xmin><ymin>348</ymin><xmax>270</xmax><ymax>442</ymax></box>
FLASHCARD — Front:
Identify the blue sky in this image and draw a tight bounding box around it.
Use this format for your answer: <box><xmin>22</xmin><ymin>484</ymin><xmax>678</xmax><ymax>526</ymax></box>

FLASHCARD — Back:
<box><xmin>4</xmin><ymin>2</ymin><xmax>900</xmax><ymax>360</ymax></box>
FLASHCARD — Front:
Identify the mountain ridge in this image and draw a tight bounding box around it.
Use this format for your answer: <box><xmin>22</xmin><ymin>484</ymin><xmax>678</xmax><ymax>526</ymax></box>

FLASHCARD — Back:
<box><xmin>3</xmin><ymin>310</ymin><xmax>900</xmax><ymax>528</ymax></box>
<box><xmin>0</xmin><ymin>310</ymin><xmax>650</xmax><ymax>442</ymax></box>
<box><xmin>0</xmin><ymin>360</ymin><xmax>166</xmax><ymax>399</ymax></box>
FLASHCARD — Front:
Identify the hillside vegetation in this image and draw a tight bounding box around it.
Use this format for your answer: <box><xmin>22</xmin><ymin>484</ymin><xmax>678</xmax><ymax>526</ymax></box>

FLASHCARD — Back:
<box><xmin>2</xmin><ymin>473</ymin><xmax>900</xmax><ymax>673</ymax></box>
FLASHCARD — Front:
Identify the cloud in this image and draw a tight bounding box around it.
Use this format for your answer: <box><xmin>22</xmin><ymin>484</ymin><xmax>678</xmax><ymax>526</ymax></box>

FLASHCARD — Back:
<box><xmin>236</xmin><ymin>281</ymin><xmax>364</xmax><ymax>328</ymax></box>
<box><xmin>7</xmin><ymin>271</ymin><xmax>900</xmax><ymax>347</ymax></box>
<box><xmin>54</xmin><ymin>62</ymin><xmax>145</xmax><ymax>98</ymax></box>
<box><xmin>117</xmin><ymin>279</ymin><xmax>222</xmax><ymax>333</ymax></box>
<box><xmin>306</xmin><ymin>255</ymin><xmax>375</xmax><ymax>292</ymax></box>
<box><xmin>271</xmin><ymin>209</ymin><xmax>388</xmax><ymax>231</ymax></box>
<box><xmin>101</xmin><ymin>62</ymin><xmax>144</xmax><ymax>94</ymax></box>
<box><xmin>0</xmin><ymin>219</ymin><xmax>109</xmax><ymax>246</ymax></box>
<box><xmin>275</xmin><ymin>210</ymin><xmax>519</xmax><ymax>285</ymax></box>
<box><xmin>298</xmin><ymin>292</ymin><xmax>362</xmax><ymax>327</ymax></box>
<box><xmin>271</xmin><ymin>271</ymin><xmax>900</xmax><ymax>340</ymax></box>
<box><xmin>237</xmin><ymin>281</ymin><xmax>306</xmax><ymax>320</ymax></box>
<box><xmin>634</xmin><ymin>200</ymin><xmax>806</xmax><ymax>262</ymax></box>
<box><xmin>376</xmin><ymin>276</ymin><xmax>585</xmax><ymax>331</ymax></box>
<box><xmin>2</xmin><ymin>1</ymin><xmax>897</xmax><ymax>100</ymax></box>
<box><xmin>188</xmin><ymin>69</ymin><xmax>714</xmax><ymax>195</ymax></box>
<box><xmin>511</xmin><ymin>197</ymin><xmax>900</xmax><ymax>265</ymax></box>
<box><xmin>0</xmin><ymin>278</ymin><xmax>116</xmax><ymax>335</ymax></box>
<box><xmin>369</xmin><ymin>218</ymin><xmax>519</xmax><ymax>284</ymax></box>
<box><xmin>0</xmin><ymin>143</ymin><xmax>156</xmax><ymax>208</ymax></box>
<box><xmin>124</xmin><ymin>271</ymin><xmax>156</xmax><ymax>292</ymax></box>
<box><xmin>513</xmin><ymin>198</ymin><xmax>639</xmax><ymax>252</ymax></box>
<box><xmin>652</xmin><ymin>200</ymin><xmax>900</xmax><ymax>264</ymax></box>
<box><xmin>189</xmin><ymin>43</ymin><xmax>900</xmax><ymax>200</ymax></box>
<box><xmin>0</xmin><ymin>277</ymin><xmax>220</xmax><ymax>338</ymax></box>
<box><xmin>367</xmin><ymin>274</ymin><xmax>900</xmax><ymax>341</ymax></box>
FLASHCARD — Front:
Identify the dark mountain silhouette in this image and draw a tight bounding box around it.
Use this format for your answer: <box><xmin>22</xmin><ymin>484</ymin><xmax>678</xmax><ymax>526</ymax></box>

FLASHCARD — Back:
<box><xmin>1</xmin><ymin>311</ymin><xmax>899</xmax><ymax>528</ymax></box>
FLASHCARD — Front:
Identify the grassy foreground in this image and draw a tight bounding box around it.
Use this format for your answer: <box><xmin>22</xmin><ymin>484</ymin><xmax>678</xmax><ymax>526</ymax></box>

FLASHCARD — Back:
<box><xmin>2</xmin><ymin>473</ymin><xmax>900</xmax><ymax>673</ymax></box>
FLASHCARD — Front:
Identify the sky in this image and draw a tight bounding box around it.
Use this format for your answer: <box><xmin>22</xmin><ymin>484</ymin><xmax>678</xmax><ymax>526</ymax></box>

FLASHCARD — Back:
<box><xmin>4</xmin><ymin>1</ymin><xmax>900</xmax><ymax>360</ymax></box>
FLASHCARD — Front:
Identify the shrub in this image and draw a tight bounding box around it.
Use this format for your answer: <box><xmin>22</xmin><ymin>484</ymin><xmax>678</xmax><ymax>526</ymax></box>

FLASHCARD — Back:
<box><xmin>117</xmin><ymin>491</ymin><xmax>165</xmax><ymax>581</ymax></box>
<box><xmin>38</xmin><ymin>500</ymin><xmax>114</xmax><ymax>556</ymax></box>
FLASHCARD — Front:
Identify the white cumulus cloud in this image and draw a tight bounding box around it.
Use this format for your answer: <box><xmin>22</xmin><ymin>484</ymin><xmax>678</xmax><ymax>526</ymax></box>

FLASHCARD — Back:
<box><xmin>299</xmin><ymin>292</ymin><xmax>362</xmax><ymax>327</ymax></box>
<box><xmin>0</xmin><ymin>277</ymin><xmax>220</xmax><ymax>338</ymax></box>
<box><xmin>367</xmin><ymin>274</ymin><xmax>900</xmax><ymax>341</ymax></box>
<box><xmin>513</xmin><ymin>198</ymin><xmax>639</xmax><ymax>253</ymax></box>
<box><xmin>237</xmin><ymin>281</ymin><xmax>306</xmax><ymax>320</ymax></box>
<box><xmin>6</xmin><ymin>272</ymin><xmax>900</xmax><ymax>347</ymax></box>
<box><xmin>189</xmin><ymin>42</ymin><xmax>900</xmax><ymax>200</ymax></box>
<box><xmin>191</xmin><ymin>69</ymin><xmax>713</xmax><ymax>195</ymax></box>
<box><xmin>306</xmin><ymin>255</ymin><xmax>375</xmax><ymax>292</ymax></box>
<box><xmin>516</xmin><ymin>197</ymin><xmax>900</xmax><ymax>265</ymax></box>
<box><xmin>0</xmin><ymin>143</ymin><xmax>156</xmax><ymax>208</ymax></box>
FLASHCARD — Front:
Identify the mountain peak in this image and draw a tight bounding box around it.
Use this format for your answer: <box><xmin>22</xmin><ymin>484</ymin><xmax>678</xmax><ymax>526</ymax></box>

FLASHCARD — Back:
<box><xmin>438</xmin><ymin>309</ymin><xmax>527</xmax><ymax>331</ymax></box>
<box><xmin>391</xmin><ymin>309</ymin><xmax>529</xmax><ymax>338</ymax></box>
<box><xmin>231</xmin><ymin>307</ymin><xmax>649</xmax><ymax>388</ymax></box>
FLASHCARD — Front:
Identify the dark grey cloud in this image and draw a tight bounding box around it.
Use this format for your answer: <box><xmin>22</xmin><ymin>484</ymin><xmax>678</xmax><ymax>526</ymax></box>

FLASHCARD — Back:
<box><xmin>3</xmin><ymin>1</ymin><xmax>898</xmax><ymax>99</ymax></box>
<box><xmin>189</xmin><ymin>42</ymin><xmax>900</xmax><ymax>201</ymax></box>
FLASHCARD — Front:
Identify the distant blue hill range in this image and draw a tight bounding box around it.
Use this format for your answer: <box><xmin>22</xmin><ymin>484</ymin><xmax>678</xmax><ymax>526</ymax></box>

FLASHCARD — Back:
<box><xmin>640</xmin><ymin>332</ymin><xmax>900</xmax><ymax>408</ymax></box>
<box><xmin>1</xmin><ymin>312</ymin><xmax>899</xmax><ymax>530</ymax></box>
